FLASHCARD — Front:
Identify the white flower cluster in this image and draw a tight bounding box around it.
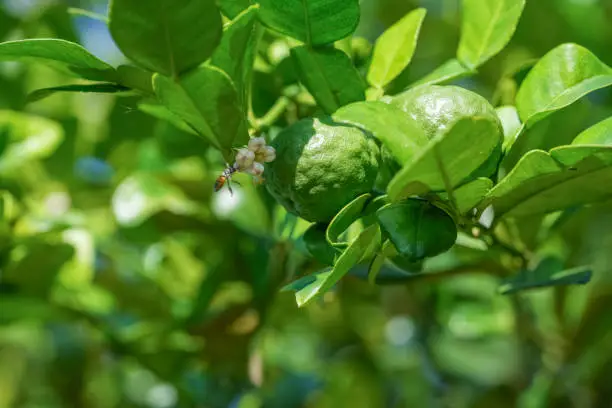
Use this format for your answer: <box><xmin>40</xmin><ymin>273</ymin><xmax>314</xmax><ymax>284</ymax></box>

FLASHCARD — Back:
<box><xmin>235</xmin><ymin>137</ymin><xmax>276</xmax><ymax>179</ymax></box>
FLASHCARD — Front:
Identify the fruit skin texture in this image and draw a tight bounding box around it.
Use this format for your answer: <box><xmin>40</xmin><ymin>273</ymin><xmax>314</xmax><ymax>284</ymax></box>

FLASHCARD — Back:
<box><xmin>265</xmin><ymin>117</ymin><xmax>380</xmax><ymax>223</ymax></box>
<box><xmin>389</xmin><ymin>84</ymin><xmax>503</xmax><ymax>178</ymax></box>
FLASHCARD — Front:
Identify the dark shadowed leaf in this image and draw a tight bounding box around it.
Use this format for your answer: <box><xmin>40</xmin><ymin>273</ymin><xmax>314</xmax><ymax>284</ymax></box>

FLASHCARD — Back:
<box><xmin>516</xmin><ymin>43</ymin><xmax>612</xmax><ymax>126</ymax></box>
<box><xmin>303</xmin><ymin>223</ymin><xmax>339</xmax><ymax>266</ymax></box>
<box><xmin>367</xmin><ymin>8</ymin><xmax>426</xmax><ymax>88</ymax></box>
<box><xmin>258</xmin><ymin>0</ymin><xmax>360</xmax><ymax>46</ymax></box>
<box><xmin>333</xmin><ymin>101</ymin><xmax>428</xmax><ymax>165</ymax></box>
<box><xmin>387</xmin><ymin>116</ymin><xmax>501</xmax><ymax>201</ymax></box>
<box><xmin>291</xmin><ymin>46</ymin><xmax>365</xmax><ymax>114</ymax></box>
<box><xmin>457</xmin><ymin>0</ymin><xmax>525</xmax><ymax>69</ymax></box>
<box><xmin>499</xmin><ymin>257</ymin><xmax>592</xmax><ymax>294</ymax></box>
<box><xmin>376</xmin><ymin>199</ymin><xmax>457</xmax><ymax>262</ymax></box>
<box><xmin>0</xmin><ymin>39</ymin><xmax>116</xmax><ymax>81</ymax></box>
<box><xmin>26</xmin><ymin>83</ymin><xmax>130</xmax><ymax>103</ymax></box>
<box><xmin>109</xmin><ymin>0</ymin><xmax>223</xmax><ymax>76</ymax></box>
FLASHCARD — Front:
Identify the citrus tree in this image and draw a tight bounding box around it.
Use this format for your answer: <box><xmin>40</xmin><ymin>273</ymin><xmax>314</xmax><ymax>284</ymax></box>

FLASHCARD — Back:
<box><xmin>2</xmin><ymin>0</ymin><xmax>612</xmax><ymax>407</ymax></box>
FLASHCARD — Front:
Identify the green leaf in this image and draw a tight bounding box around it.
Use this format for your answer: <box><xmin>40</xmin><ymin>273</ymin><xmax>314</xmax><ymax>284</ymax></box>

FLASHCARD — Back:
<box><xmin>376</xmin><ymin>199</ymin><xmax>457</xmax><ymax>262</ymax></box>
<box><xmin>0</xmin><ymin>39</ymin><xmax>116</xmax><ymax>81</ymax></box>
<box><xmin>0</xmin><ymin>111</ymin><xmax>64</xmax><ymax>172</ymax></box>
<box><xmin>138</xmin><ymin>100</ymin><xmax>197</xmax><ymax>135</ymax></box>
<box><xmin>333</xmin><ymin>101</ymin><xmax>428</xmax><ymax>165</ymax></box>
<box><xmin>326</xmin><ymin>193</ymin><xmax>371</xmax><ymax>247</ymax></box>
<box><xmin>294</xmin><ymin>223</ymin><xmax>380</xmax><ymax>307</ymax></box>
<box><xmin>218</xmin><ymin>0</ymin><xmax>252</xmax><ymax>19</ymax></box>
<box><xmin>109</xmin><ymin>0</ymin><xmax>223</xmax><ymax>77</ymax></box>
<box><xmin>67</xmin><ymin>7</ymin><xmax>109</xmax><ymax>23</ymax></box>
<box><xmin>572</xmin><ymin>116</ymin><xmax>612</xmax><ymax>145</ymax></box>
<box><xmin>153</xmin><ymin>66</ymin><xmax>247</xmax><ymax>155</ymax></box>
<box><xmin>116</xmin><ymin>65</ymin><xmax>154</xmax><ymax>94</ymax></box>
<box><xmin>26</xmin><ymin>83</ymin><xmax>130</xmax><ymax>103</ymax></box>
<box><xmin>499</xmin><ymin>257</ymin><xmax>592</xmax><ymax>294</ymax></box>
<box><xmin>439</xmin><ymin>177</ymin><xmax>494</xmax><ymax>214</ymax></box>
<box><xmin>387</xmin><ymin>116</ymin><xmax>501</xmax><ymax>201</ymax></box>
<box><xmin>410</xmin><ymin>59</ymin><xmax>473</xmax><ymax>88</ymax></box>
<box><xmin>303</xmin><ymin>223</ymin><xmax>339</xmax><ymax>265</ymax></box>
<box><xmin>516</xmin><ymin>43</ymin><xmax>612</xmax><ymax>126</ymax></box>
<box><xmin>258</xmin><ymin>0</ymin><xmax>360</xmax><ymax>46</ymax></box>
<box><xmin>210</xmin><ymin>6</ymin><xmax>259</xmax><ymax>109</ymax></box>
<box><xmin>495</xmin><ymin>105</ymin><xmax>523</xmax><ymax>151</ymax></box>
<box><xmin>367</xmin><ymin>8</ymin><xmax>426</xmax><ymax>88</ymax></box>
<box><xmin>291</xmin><ymin>46</ymin><xmax>365</xmax><ymax>115</ymax></box>
<box><xmin>457</xmin><ymin>0</ymin><xmax>525</xmax><ymax>69</ymax></box>
<box><xmin>485</xmin><ymin>146</ymin><xmax>612</xmax><ymax>219</ymax></box>
<box><xmin>367</xmin><ymin>240</ymin><xmax>397</xmax><ymax>284</ymax></box>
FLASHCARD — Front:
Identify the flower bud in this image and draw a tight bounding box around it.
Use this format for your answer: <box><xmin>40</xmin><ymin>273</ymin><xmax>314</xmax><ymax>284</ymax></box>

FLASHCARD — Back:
<box><xmin>247</xmin><ymin>161</ymin><xmax>265</xmax><ymax>176</ymax></box>
<box><xmin>235</xmin><ymin>148</ymin><xmax>255</xmax><ymax>170</ymax></box>
<box><xmin>248</xmin><ymin>137</ymin><xmax>266</xmax><ymax>153</ymax></box>
<box><xmin>262</xmin><ymin>146</ymin><xmax>276</xmax><ymax>162</ymax></box>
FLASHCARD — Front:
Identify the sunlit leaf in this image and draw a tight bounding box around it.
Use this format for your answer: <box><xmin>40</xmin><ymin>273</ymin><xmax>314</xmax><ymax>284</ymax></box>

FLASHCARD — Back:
<box><xmin>387</xmin><ymin>116</ymin><xmax>501</xmax><ymax>201</ymax></box>
<box><xmin>409</xmin><ymin>59</ymin><xmax>473</xmax><ymax>88</ymax></box>
<box><xmin>0</xmin><ymin>39</ymin><xmax>116</xmax><ymax>81</ymax></box>
<box><xmin>516</xmin><ymin>43</ymin><xmax>612</xmax><ymax>126</ymax></box>
<box><xmin>367</xmin><ymin>8</ymin><xmax>426</xmax><ymax>88</ymax></box>
<box><xmin>457</xmin><ymin>0</ymin><xmax>526</xmax><ymax>69</ymax></box>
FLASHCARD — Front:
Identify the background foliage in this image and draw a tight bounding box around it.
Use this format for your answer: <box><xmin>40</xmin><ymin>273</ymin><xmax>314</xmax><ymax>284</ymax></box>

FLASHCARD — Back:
<box><xmin>1</xmin><ymin>0</ymin><xmax>612</xmax><ymax>407</ymax></box>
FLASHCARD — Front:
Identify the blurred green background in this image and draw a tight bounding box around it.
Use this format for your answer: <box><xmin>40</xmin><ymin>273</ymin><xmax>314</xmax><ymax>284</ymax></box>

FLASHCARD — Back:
<box><xmin>1</xmin><ymin>0</ymin><xmax>612</xmax><ymax>407</ymax></box>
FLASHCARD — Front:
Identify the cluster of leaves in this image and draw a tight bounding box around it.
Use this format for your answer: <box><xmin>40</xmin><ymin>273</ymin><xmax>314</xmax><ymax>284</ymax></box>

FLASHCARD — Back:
<box><xmin>2</xmin><ymin>0</ymin><xmax>612</xmax><ymax>406</ymax></box>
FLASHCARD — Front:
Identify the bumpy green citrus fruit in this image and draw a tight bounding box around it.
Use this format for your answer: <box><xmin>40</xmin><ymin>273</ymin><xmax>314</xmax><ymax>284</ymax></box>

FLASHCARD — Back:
<box><xmin>389</xmin><ymin>85</ymin><xmax>503</xmax><ymax>178</ymax></box>
<box><xmin>265</xmin><ymin>117</ymin><xmax>380</xmax><ymax>222</ymax></box>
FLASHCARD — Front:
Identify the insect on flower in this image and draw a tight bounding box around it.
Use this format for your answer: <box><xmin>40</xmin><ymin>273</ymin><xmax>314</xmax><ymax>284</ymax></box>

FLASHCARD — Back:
<box><xmin>214</xmin><ymin>137</ymin><xmax>276</xmax><ymax>194</ymax></box>
<box><xmin>214</xmin><ymin>162</ymin><xmax>240</xmax><ymax>195</ymax></box>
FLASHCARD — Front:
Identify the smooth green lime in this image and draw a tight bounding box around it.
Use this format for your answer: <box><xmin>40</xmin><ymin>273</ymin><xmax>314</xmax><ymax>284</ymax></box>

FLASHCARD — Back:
<box><xmin>390</xmin><ymin>85</ymin><xmax>503</xmax><ymax>178</ymax></box>
<box><xmin>265</xmin><ymin>117</ymin><xmax>380</xmax><ymax>222</ymax></box>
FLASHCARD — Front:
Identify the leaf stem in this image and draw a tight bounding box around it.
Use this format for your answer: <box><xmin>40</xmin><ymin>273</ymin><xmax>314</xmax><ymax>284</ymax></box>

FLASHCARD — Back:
<box><xmin>250</xmin><ymin>96</ymin><xmax>290</xmax><ymax>133</ymax></box>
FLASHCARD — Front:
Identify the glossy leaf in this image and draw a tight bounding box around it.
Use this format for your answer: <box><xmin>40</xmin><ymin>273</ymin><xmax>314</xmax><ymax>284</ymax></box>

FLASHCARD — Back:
<box><xmin>516</xmin><ymin>43</ymin><xmax>612</xmax><ymax>126</ymax></box>
<box><xmin>485</xmin><ymin>146</ymin><xmax>612</xmax><ymax>218</ymax></box>
<box><xmin>496</xmin><ymin>105</ymin><xmax>523</xmax><ymax>151</ymax></box>
<box><xmin>367</xmin><ymin>8</ymin><xmax>426</xmax><ymax>88</ymax></box>
<box><xmin>326</xmin><ymin>193</ymin><xmax>371</xmax><ymax>247</ymax></box>
<box><xmin>295</xmin><ymin>223</ymin><xmax>380</xmax><ymax>307</ymax></box>
<box><xmin>258</xmin><ymin>0</ymin><xmax>360</xmax><ymax>46</ymax></box>
<box><xmin>153</xmin><ymin>66</ymin><xmax>247</xmax><ymax>155</ymax></box>
<box><xmin>210</xmin><ymin>6</ymin><xmax>259</xmax><ymax>108</ymax></box>
<box><xmin>499</xmin><ymin>257</ymin><xmax>592</xmax><ymax>294</ymax></box>
<box><xmin>26</xmin><ymin>83</ymin><xmax>130</xmax><ymax>103</ymax></box>
<box><xmin>387</xmin><ymin>116</ymin><xmax>501</xmax><ymax>201</ymax></box>
<box><xmin>439</xmin><ymin>177</ymin><xmax>494</xmax><ymax>214</ymax></box>
<box><xmin>572</xmin><ymin>116</ymin><xmax>612</xmax><ymax>145</ymax></box>
<box><xmin>457</xmin><ymin>0</ymin><xmax>525</xmax><ymax>69</ymax></box>
<box><xmin>367</xmin><ymin>240</ymin><xmax>397</xmax><ymax>283</ymax></box>
<box><xmin>376</xmin><ymin>199</ymin><xmax>457</xmax><ymax>262</ymax></box>
<box><xmin>333</xmin><ymin>101</ymin><xmax>428</xmax><ymax>165</ymax></box>
<box><xmin>410</xmin><ymin>59</ymin><xmax>473</xmax><ymax>88</ymax></box>
<box><xmin>0</xmin><ymin>39</ymin><xmax>116</xmax><ymax>81</ymax></box>
<box><xmin>109</xmin><ymin>0</ymin><xmax>223</xmax><ymax>76</ymax></box>
<box><xmin>291</xmin><ymin>46</ymin><xmax>365</xmax><ymax>114</ymax></box>
<box><xmin>0</xmin><ymin>111</ymin><xmax>63</xmax><ymax>172</ymax></box>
